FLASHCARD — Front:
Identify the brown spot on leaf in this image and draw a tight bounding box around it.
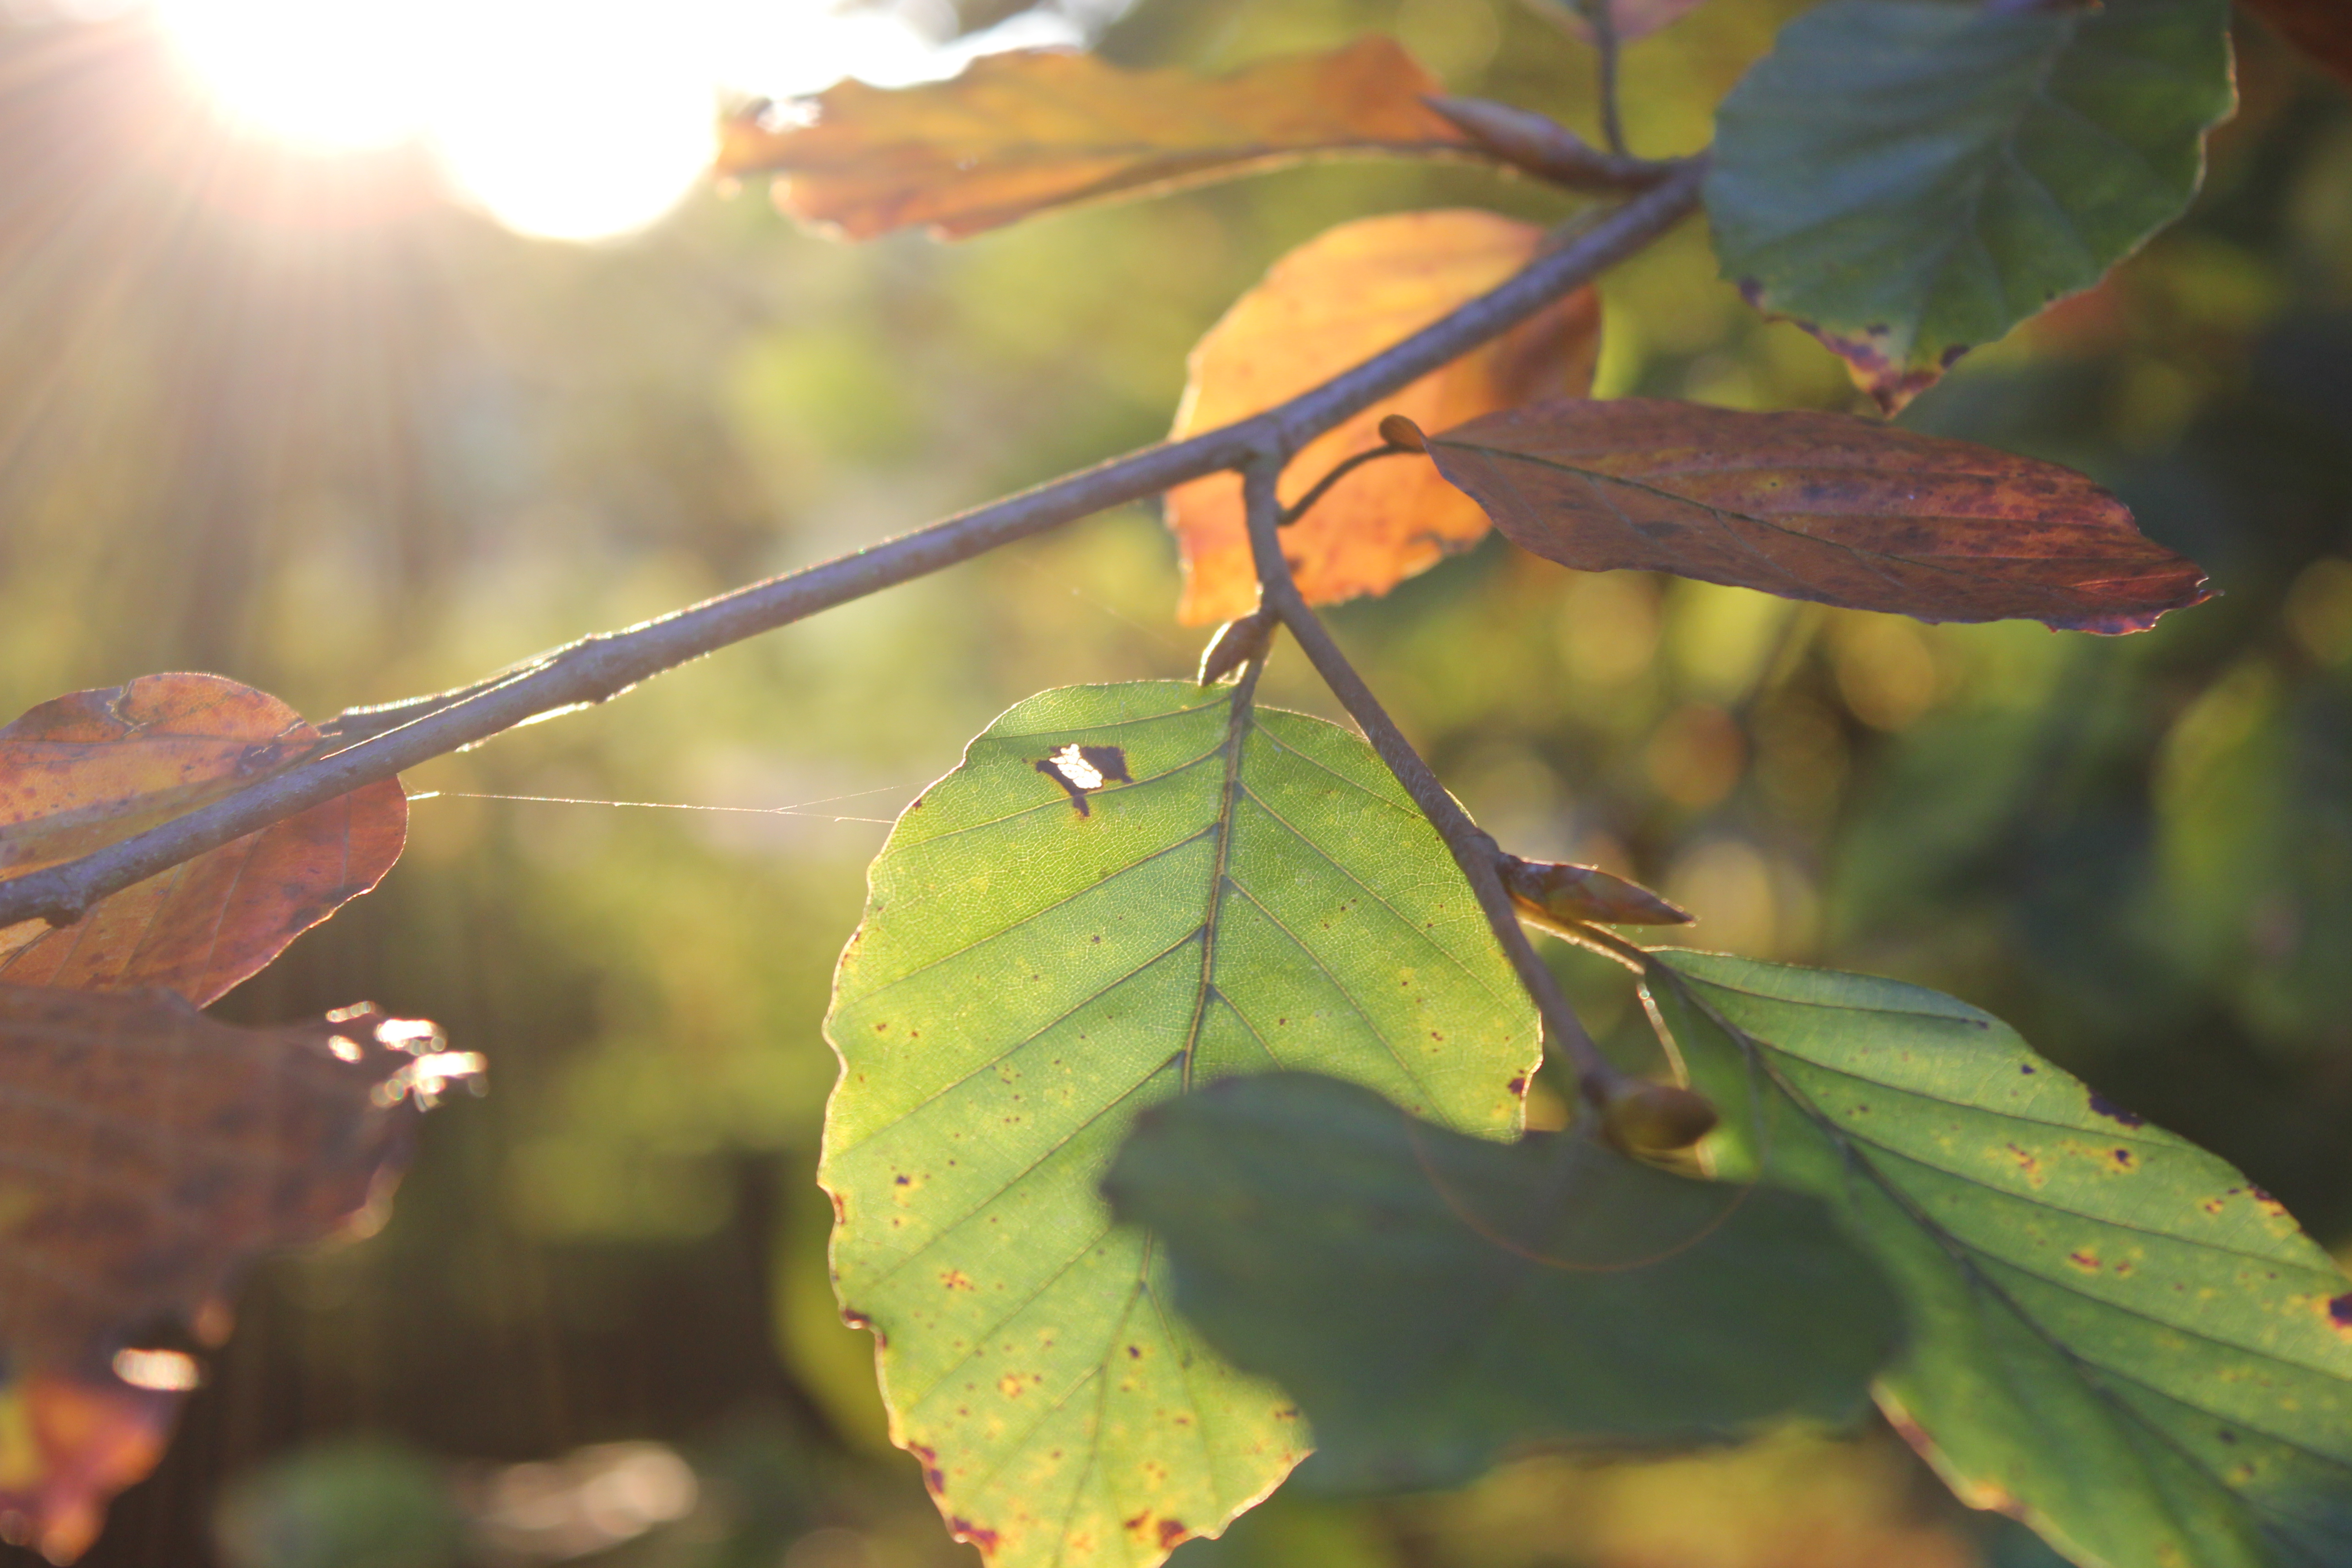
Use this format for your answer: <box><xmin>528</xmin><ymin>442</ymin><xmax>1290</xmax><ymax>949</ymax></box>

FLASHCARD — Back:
<box><xmin>2088</xmin><ymin>1093</ymin><xmax>2146</xmax><ymax>1127</ymax></box>
<box><xmin>1735</xmin><ymin>280</ymin><xmax>1952</xmax><ymax>414</ymax></box>
<box><xmin>949</xmin><ymin>1517</ymin><xmax>1000</xmax><ymax>1555</ymax></box>
<box><xmin>2068</xmin><ymin>1250</ymin><xmax>2100</xmax><ymax>1273</ymax></box>
<box><xmin>2112</xmin><ymin>1148</ymin><xmax>2135</xmax><ymax>1169</ymax></box>
<box><xmin>1158</xmin><ymin>1519</ymin><xmax>1191</xmax><ymax>1549</ymax></box>
<box><xmin>941</xmin><ymin>1270</ymin><xmax>975</xmax><ymax>1292</ymax></box>
<box><xmin>2328</xmin><ymin>1294</ymin><xmax>2352</xmax><ymax>1334</ymax></box>
<box><xmin>909</xmin><ymin>1442</ymin><xmax>946</xmax><ymax>1498</ymax></box>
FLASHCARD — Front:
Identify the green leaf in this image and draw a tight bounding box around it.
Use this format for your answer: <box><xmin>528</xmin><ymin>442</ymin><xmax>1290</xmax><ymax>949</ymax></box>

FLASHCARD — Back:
<box><xmin>1647</xmin><ymin>951</ymin><xmax>2352</xmax><ymax>1568</ymax></box>
<box><xmin>821</xmin><ymin>681</ymin><xmax>1539</xmax><ymax>1568</ymax></box>
<box><xmin>1103</xmin><ymin>1071</ymin><xmax>1904</xmax><ymax>1494</ymax></box>
<box><xmin>1705</xmin><ymin>0</ymin><xmax>2234</xmax><ymax>413</ymax></box>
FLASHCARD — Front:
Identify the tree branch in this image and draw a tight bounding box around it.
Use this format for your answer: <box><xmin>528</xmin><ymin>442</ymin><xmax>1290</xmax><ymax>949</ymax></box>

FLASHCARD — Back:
<box><xmin>1425</xmin><ymin>97</ymin><xmax>1670</xmax><ymax>194</ymax></box>
<box><xmin>1233</xmin><ymin>457</ymin><xmax>1636</xmax><ymax>1110</ymax></box>
<box><xmin>0</xmin><ymin>157</ymin><xmax>1706</xmax><ymax>933</ymax></box>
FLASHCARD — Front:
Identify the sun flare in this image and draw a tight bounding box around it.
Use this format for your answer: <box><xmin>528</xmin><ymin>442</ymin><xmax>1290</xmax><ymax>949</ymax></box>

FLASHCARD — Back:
<box><xmin>145</xmin><ymin>0</ymin><xmax>1095</xmax><ymax>242</ymax></box>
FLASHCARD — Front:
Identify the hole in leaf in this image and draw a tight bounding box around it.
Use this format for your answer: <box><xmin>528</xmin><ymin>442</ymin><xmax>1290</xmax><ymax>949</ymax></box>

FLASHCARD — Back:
<box><xmin>1035</xmin><ymin>744</ymin><xmax>1132</xmax><ymax>816</ymax></box>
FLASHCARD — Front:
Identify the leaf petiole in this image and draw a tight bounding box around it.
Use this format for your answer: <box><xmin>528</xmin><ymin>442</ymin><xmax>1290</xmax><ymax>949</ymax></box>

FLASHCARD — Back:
<box><xmin>1274</xmin><ymin>441</ymin><xmax>1417</xmax><ymax>528</ymax></box>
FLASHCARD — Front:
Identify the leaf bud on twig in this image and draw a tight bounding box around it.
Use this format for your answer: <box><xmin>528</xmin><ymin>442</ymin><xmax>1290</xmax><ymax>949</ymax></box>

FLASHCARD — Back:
<box><xmin>1499</xmin><ymin>852</ymin><xmax>1691</xmax><ymax>927</ymax></box>
<box><xmin>1197</xmin><ymin>606</ymin><xmax>1281</xmax><ymax>686</ymax></box>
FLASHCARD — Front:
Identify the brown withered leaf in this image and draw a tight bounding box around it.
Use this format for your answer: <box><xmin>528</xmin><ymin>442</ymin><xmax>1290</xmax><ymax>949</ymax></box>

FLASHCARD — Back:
<box><xmin>717</xmin><ymin>37</ymin><xmax>1478</xmax><ymax>240</ymax></box>
<box><xmin>0</xmin><ymin>982</ymin><xmax>476</xmax><ymax>1560</ymax></box>
<box><xmin>1414</xmin><ymin>398</ymin><xmax>2211</xmax><ymax>632</ymax></box>
<box><xmin>0</xmin><ymin>674</ymin><xmax>407</xmax><ymax>1007</ymax></box>
<box><xmin>1167</xmin><ymin>210</ymin><xmax>1599</xmax><ymax>625</ymax></box>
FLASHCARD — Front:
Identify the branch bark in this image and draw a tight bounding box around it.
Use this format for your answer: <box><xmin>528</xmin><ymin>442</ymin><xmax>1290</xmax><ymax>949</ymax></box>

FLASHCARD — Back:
<box><xmin>0</xmin><ymin>157</ymin><xmax>1706</xmax><ymax>933</ymax></box>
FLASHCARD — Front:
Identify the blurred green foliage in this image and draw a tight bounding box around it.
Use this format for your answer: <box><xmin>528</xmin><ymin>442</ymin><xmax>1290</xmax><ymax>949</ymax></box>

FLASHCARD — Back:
<box><xmin>0</xmin><ymin>0</ymin><xmax>2345</xmax><ymax>1565</ymax></box>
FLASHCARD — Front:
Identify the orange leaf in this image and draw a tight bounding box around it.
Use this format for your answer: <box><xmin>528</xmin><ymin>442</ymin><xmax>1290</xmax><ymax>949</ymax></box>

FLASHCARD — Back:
<box><xmin>0</xmin><ymin>1371</ymin><xmax>176</xmax><ymax>1564</ymax></box>
<box><xmin>719</xmin><ymin>37</ymin><xmax>1477</xmax><ymax>241</ymax></box>
<box><xmin>0</xmin><ymin>983</ymin><xmax>475</xmax><ymax>1560</ymax></box>
<box><xmin>1166</xmin><ymin>210</ymin><xmax>1599</xmax><ymax>625</ymax></box>
<box><xmin>0</xmin><ymin>674</ymin><xmax>406</xmax><ymax>1007</ymax></box>
<box><xmin>1416</xmin><ymin>397</ymin><xmax>2211</xmax><ymax>632</ymax></box>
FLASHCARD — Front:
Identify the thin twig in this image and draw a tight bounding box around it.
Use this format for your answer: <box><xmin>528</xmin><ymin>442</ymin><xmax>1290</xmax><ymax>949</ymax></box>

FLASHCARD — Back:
<box><xmin>1424</xmin><ymin>97</ymin><xmax>1666</xmax><ymax>193</ymax></box>
<box><xmin>1276</xmin><ymin>442</ymin><xmax>1411</xmax><ymax>527</ymax></box>
<box><xmin>1235</xmin><ymin>457</ymin><xmax>1635</xmax><ymax>1109</ymax></box>
<box><xmin>1521</xmin><ymin>909</ymin><xmax>1652</xmax><ymax>973</ymax></box>
<box><xmin>1583</xmin><ymin>0</ymin><xmax>1629</xmax><ymax>157</ymax></box>
<box><xmin>0</xmin><ymin>159</ymin><xmax>1707</xmax><ymax>932</ymax></box>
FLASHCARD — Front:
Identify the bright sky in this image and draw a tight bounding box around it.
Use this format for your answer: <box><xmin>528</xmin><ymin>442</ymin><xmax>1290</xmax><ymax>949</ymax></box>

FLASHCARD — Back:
<box><xmin>144</xmin><ymin>0</ymin><xmax>1104</xmax><ymax>242</ymax></box>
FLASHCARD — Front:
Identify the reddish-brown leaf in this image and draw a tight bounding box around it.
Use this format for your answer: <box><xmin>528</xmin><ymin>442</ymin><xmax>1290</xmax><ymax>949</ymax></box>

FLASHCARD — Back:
<box><xmin>1167</xmin><ymin>210</ymin><xmax>1599</xmax><ymax>624</ymax></box>
<box><xmin>0</xmin><ymin>983</ymin><xmax>475</xmax><ymax>1560</ymax></box>
<box><xmin>717</xmin><ymin>37</ymin><xmax>1478</xmax><ymax>240</ymax></box>
<box><xmin>2240</xmin><ymin>0</ymin><xmax>2352</xmax><ymax>86</ymax></box>
<box><xmin>1415</xmin><ymin>398</ymin><xmax>2211</xmax><ymax>632</ymax></box>
<box><xmin>0</xmin><ymin>674</ymin><xmax>406</xmax><ymax>1007</ymax></box>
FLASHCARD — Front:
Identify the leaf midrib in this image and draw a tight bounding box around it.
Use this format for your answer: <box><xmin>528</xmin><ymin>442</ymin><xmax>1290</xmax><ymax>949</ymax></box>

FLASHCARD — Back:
<box><xmin>1181</xmin><ymin>684</ymin><xmax>1254</xmax><ymax>1093</ymax></box>
<box><xmin>1049</xmin><ymin>679</ymin><xmax>1258</xmax><ymax>1568</ymax></box>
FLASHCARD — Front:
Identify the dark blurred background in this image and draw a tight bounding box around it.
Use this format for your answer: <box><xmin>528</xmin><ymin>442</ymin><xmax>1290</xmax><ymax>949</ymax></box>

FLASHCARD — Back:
<box><xmin>0</xmin><ymin>0</ymin><xmax>2345</xmax><ymax>1564</ymax></box>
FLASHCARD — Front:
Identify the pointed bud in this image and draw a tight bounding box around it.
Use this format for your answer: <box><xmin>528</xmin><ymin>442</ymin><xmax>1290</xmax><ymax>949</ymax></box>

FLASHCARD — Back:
<box><xmin>1197</xmin><ymin>606</ymin><xmax>1279</xmax><ymax>686</ymax></box>
<box><xmin>1499</xmin><ymin>854</ymin><xmax>1690</xmax><ymax>927</ymax></box>
<box><xmin>1377</xmin><ymin>414</ymin><xmax>1427</xmax><ymax>452</ymax></box>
